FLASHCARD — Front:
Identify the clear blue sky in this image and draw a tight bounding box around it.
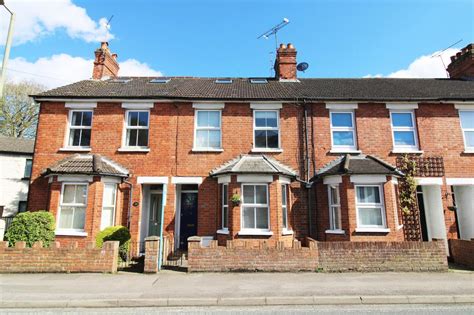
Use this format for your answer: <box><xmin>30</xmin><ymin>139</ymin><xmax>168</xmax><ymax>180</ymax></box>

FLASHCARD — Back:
<box><xmin>7</xmin><ymin>0</ymin><xmax>474</xmax><ymax>79</ymax></box>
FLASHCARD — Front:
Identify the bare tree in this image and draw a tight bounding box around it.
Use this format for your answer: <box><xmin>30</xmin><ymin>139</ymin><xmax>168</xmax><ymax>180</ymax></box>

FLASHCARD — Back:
<box><xmin>0</xmin><ymin>81</ymin><xmax>46</xmax><ymax>138</ymax></box>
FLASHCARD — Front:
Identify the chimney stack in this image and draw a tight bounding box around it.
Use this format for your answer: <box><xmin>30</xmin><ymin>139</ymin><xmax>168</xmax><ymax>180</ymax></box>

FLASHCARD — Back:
<box><xmin>447</xmin><ymin>43</ymin><xmax>474</xmax><ymax>80</ymax></box>
<box><xmin>274</xmin><ymin>43</ymin><xmax>297</xmax><ymax>81</ymax></box>
<box><xmin>92</xmin><ymin>42</ymin><xmax>120</xmax><ymax>80</ymax></box>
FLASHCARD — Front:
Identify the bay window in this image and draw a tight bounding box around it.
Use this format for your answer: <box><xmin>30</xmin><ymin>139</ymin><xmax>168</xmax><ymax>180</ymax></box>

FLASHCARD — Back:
<box><xmin>281</xmin><ymin>184</ymin><xmax>288</xmax><ymax>230</ymax></box>
<box><xmin>100</xmin><ymin>183</ymin><xmax>117</xmax><ymax>230</ymax></box>
<box><xmin>58</xmin><ymin>183</ymin><xmax>88</xmax><ymax>232</ymax></box>
<box><xmin>355</xmin><ymin>185</ymin><xmax>387</xmax><ymax>229</ymax></box>
<box><xmin>241</xmin><ymin>184</ymin><xmax>269</xmax><ymax>231</ymax></box>
<box><xmin>221</xmin><ymin>184</ymin><xmax>229</xmax><ymax>230</ymax></box>
<box><xmin>328</xmin><ymin>185</ymin><xmax>342</xmax><ymax>231</ymax></box>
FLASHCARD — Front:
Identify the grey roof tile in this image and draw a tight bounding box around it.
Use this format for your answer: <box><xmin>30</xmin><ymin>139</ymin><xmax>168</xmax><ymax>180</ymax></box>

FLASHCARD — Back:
<box><xmin>34</xmin><ymin>77</ymin><xmax>474</xmax><ymax>102</ymax></box>
<box><xmin>42</xmin><ymin>154</ymin><xmax>129</xmax><ymax>177</ymax></box>
<box><xmin>0</xmin><ymin>136</ymin><xmax>34</xmax><ymax>154</ymax></box>
<box><xmin>210</xmin><ymin>155</ymin><xmax>297</xmax><ymax>177</ymax></box>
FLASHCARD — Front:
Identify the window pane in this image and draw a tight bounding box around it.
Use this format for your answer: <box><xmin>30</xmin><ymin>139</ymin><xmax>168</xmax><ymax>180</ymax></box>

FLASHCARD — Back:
<box><xmin>72</xmin><ymin>207</ymin><xmax>86</xmax><ymax>229</ymax></box>
<box><xmin>255</xmin><ymin>111</ymin><xmax>277</xmax><ymax>127</ymax></box>
<box><xmin>392</xmin><ymin>113</ymin><xmax>413</xmax><ymax>127</ymax></box>
<box><xmin>281</xmin><ymin>185</ymin><xmax>287</xmax><ymax>206</ymax></box>
<box><xmin>243</xmin><ymin>207</ymin><xmax>255</xmax><ymax>229</ymax></box>
<box><xmin>357</xmin><ymin>186</ymin><xmax>381</xmax><ymax>204</ymax></box>
<box><xmin>266</xmin><ymin>112</ymin><xmax>278</xmax><ymax>127</ymax></box>
<box><xmin>254</xmin><ymin>130</ymin><xmax>267</xmax><ymax>148</ymax></box>
<box><xmin>103</xmin><ymin>184</ymin><xmax>116</xmax><ymax>206</ymax></box>
<box><xmin>59</xmin><ymin>207</ymin><xmax>73</xmax><ymax>228</ymax></box>
<box><xmin>223</xmin><ymin>207</ymin><xmax>228</xmax><ymax>228</ymax></box>
<box><xmin>138</xmin><ymin>112</ymin><xmax>149</xmax><ymax>126</ymax></box>
<box><xmin>69</xmin><ymin>129</ymin><xmax>81</xmax><ymax>146</ymax></box>
<box><xmin>62</xmin><ymin>185</ymin><xmax>76</xmax><ymax>203</ymax></box>
<box><xmin>330</xmin><ymin>186</ymin><xmax>339</xmax><ymax>205</ymax></box>
<box><xmin>333</xmin><ymin>131</ymin><xmax>354</xmax><ymax>146</ymax></box>
<box><xmin>75</xmin><ymin>185</ymin><xmax>87</xmax><ymax>204</ymax></box>
<box><xmin>255</xmin><ymin>185</ymin><xmax>267</xmax><ymax>204</ymax></box>
<box><xmin>331</xmin><ymin>113</ymin><xmax>352</xmax><ymax>127</ymax></box>
<box><xmin>137</xmin><ymin>130</ymin><xmax>148</xmax><ymax>146</ymax></box>
<box><xmin>196</xmin><ymin>130</ymin><xmax>208</xmax><ymax>148</ymax></box>
<box><xmin>222</xmin><ymin>185</ymin><xmax>228</xmax><ymax>206</ymax></box>
<box><xmin>24</xmin><ymin>159</ymin><xmax>32</xmax><ymax>178</ymax></box>
<box><xmin>71</xmin><ymin>112</ymin><xmax>83</xmax><ymax>126</ymax></box>
<box><xmin>331</xmin><ymin>206</ymin><xmax>341</xmax><ymax>230</ymax></box>
<box><xmin>128</xmin><ymin>112</ymin><xmax>138</xmax><ymax>126</ymax></box>
<box><xmin>208</xmin><ymin>130</ymin><xmax>221</xmax><ymax>148</ymax></box>
<box><xmin>256</xmin><ymin>207</ymin><xmax>268</xmax><ymax>229</ymax></box>
<box><xmin>358</xmin><ymin>207</ymin><xmax>383</xmax><ymax>226</ymax></box>
<box><xmin>80</xmin><ymin>129</ymin><xmax>91</xmax><ymax>147</ymax></box>
<box><xmin>282</xmin><ymin>206</ymin><xmax>288</xmax><ymax>229</ymax></box>
<box><xmin>394</xmin><ymin>131</ymin><xmax>415</xmax><ymax>146</ymax></box>
<box><xmin>208</xmin><ymin>111</ymin><xmax>220</xmax><ymax>127</ymax></box>
<box><xmin>197</xmin><ymin>111</ymin><xmax>208</xmax><ymax>127</ymax></box>
<box><xmin>82</xmin><ymin>112</ymin><xmax>92</xmax><ymax>126</ymax></box>
<box><xmin>460</xmin><ymin>111</ymin><xmax>474</xmax><ymax>129</ymax></box>
<box><xmin>101</xmin><ymin>207</ymin><xmax>114</xmax><ymax>230</ymax></box>
<box><xmin>127</xmin><ymin>129</ymin><xmax>137</xmax><ymax>146</ymax></box>
<box><xmin>267</xmin><ymin>130</ymin><xmax>279</xmax><ymax>148</ymax></box>
<box><xmin>243</xmin><ymin>186</ymin><xmax>254</xmax><ymax>204</ymax></box>
<box><xmin>465</xmin><ymin>131</ymin><xmax>474</xmax><ymax>147</ymax></box>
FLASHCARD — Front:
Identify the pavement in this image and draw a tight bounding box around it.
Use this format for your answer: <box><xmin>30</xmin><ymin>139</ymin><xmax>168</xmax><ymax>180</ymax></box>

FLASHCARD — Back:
<box><xmin>0</xmin><ymin>270</ymin><xmax>473</xmax><ymax>308</ymax></box>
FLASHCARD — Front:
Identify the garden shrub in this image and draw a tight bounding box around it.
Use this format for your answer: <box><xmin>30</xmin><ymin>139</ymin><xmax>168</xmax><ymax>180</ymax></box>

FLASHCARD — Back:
<box><xmin>5</xmin><ymin>211</ymin><xmax>55</xmax><ymax>247</ymax></box>
<box><xmin>96</xmin><ymin>225</ymin><xmax>131</xmax><ymax>260</ymax></box>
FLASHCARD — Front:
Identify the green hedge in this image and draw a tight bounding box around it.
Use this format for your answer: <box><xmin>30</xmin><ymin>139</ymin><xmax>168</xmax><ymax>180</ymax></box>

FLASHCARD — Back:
<box><xmin>5</xmin><ymin>211</ymin><xmax>55</xmax><ymax>247</ymax></box>
<box><xmin>96</xmin><ymin>225</ymin><xmax>131</xmax><ymax>260</ymax></box>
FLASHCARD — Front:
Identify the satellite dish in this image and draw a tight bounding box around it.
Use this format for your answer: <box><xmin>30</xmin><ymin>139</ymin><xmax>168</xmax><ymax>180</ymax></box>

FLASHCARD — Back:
<box><xmin>297</xmin><ymin>62</ymin><xmax>309</xmax><ymax>72</ymax></box>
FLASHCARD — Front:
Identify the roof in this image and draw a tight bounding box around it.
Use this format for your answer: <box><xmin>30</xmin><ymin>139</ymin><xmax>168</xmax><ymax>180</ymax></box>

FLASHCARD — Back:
<box><xmin>34</xmin><ymin>77</ymin><xmax>474</xmax><ymax>102</ymax></box>
<box><xmin>0</xmin><ymin>136</ymin><xmax>34</xmax><ymax>154</ymax></box>
<box><xmin>42</xmin><ymin>154</ymin><xmax>129</xmax><ymax>178</ymax></box>
<box><xmin>311</xmin><ymin>154</ymin><xmax>403</xmax><ymax>181</ymax></box>
<box><xmin>210</xmin><ymin>155</ymin><xmax>297</xmax><ymax>178</ymax></box>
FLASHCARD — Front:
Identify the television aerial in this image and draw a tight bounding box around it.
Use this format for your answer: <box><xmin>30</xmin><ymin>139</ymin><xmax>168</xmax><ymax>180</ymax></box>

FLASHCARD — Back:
<box><xmin>431</xmin><ymin>39</ymin><xmax>463</xmax><ymax>78</ymax></box>
<box><xmin>257</xmin><ymin>18</ymin><xmax>290</xmax><ymax>51</ymax></box>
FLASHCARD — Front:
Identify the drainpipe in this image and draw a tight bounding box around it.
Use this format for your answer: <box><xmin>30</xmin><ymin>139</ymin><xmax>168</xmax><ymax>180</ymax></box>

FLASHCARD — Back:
<box><xmin>158</xmin><ymin>183</ymin><xmax>167</xmax><ymax>271</ymax></box>
<box><xmin>303</xmin><ymin>102</ymin><xmax>313</xmax><ymax>237</ymax></box>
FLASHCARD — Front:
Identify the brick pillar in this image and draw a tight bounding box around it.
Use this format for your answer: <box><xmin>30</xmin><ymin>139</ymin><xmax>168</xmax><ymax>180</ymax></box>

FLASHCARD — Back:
<box><xmin>103</xmin><ymin>241</ymin><xmax>119</xmax><ymax>273</ymax></box>
<box><xmin>144</xmin><ymin>236</ymin><xmax>160</xmax><ymax>273</ymax></box>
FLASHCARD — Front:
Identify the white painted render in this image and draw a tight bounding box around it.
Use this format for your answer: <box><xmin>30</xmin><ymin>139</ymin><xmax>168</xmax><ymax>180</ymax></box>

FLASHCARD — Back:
<box><xmin>421</xmin><ymin>185</ymin><xmax>448</xmax><ymax>254</ymax></box>
<box><xmin>452</xmin><ymin>185</ymin><xmax>474</xmax><ymax>240</ymax></box>
<box><xmin>0</xmin><ymin>153</ymin><xmax>31</xmax><ymax>217</ymax></box>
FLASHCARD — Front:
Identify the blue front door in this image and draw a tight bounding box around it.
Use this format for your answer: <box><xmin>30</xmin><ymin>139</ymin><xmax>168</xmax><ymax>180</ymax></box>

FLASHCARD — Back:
<box><xmin>179</xmin><ymin>192</ymin><xmax>198</xmax><ymax>250</ymax></box>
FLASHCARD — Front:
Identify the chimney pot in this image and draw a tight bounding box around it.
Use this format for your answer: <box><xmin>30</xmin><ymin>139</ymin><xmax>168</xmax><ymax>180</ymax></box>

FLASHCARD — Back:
<box><xmin>92</xmin><ymin>42</ymin><xmax>119</xmax><ymax>80</ymax></box>
<box><xmin>447</xmin><ymin>43</ymin><xmax>474</xmax><ymax>80</ymax></box>
<box><xmin>274</xmin><ymin>42</ymin><xmax>297</xmax><ymax>81</ymax></box>
<box><xmin>287</xmin><ymin>43</ymin><xmax>294</xmax><ymax>49</ymax></box>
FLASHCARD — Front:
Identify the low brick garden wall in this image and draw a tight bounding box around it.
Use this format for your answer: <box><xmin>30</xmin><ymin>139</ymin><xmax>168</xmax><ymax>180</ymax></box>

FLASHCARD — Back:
<box><xmin>0</xmin><ymin>241</ymin><xmax>119</xmax><ymax>273</ymax></box>
<box><xmin>187</xmin><ymin>237</ymin><xmax>318</xmax><ymax>272</ymax></box>
<box><xmin>449</xmin><ymin>239</ymin><xmax>474</xmax><ymax>269</ymax></box>
<box><xmin>187</xmin><ymin>237</ymin><xmax>448</xmax><ymax>273</ymax></box>
<box><xmin>318</xmin><ymin>239</ymin><xmax>447</xmax><ymax>272</ymax></box>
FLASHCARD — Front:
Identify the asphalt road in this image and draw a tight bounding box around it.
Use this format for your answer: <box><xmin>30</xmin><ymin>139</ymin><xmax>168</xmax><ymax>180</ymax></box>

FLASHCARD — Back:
<box><xmin>1</xmin><ymin>304</ymin><xmax>473</xmax><ymax>315</ymax></box>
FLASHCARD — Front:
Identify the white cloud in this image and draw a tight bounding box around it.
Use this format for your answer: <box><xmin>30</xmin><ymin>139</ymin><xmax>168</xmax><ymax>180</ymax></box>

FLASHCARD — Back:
<box><xmin>6</xmin><ymin>54</ymin><xmax>162</xmax><ymax>88</ymax></box>
<box><xmin>364</xmin><ymin>48</ymin><xmax>460</xmax><ymax>78</ymax></box>
<box><xmin>0</xmin><ymin>0</ymin><xmax>113</xmax><ymax>45</ymax></box>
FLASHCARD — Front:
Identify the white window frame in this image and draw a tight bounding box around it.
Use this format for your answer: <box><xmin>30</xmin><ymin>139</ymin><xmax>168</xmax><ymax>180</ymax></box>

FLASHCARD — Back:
<box><xmin>330</xmin><ymin>110</ymin><xmax>357</xmax><ymax>152</ymax></box>
<box><xmin>240</xmin><ymin>183</ymin><xmax>270</xmax><ymax>232</ymax></box>
<box><xmin>66</xmin><ymin>110</ymin><xmax>93</xmax><ymax>149</ymax></box>
<box><xmin>355</xmin><ymin>184</ymin><xmax>387</xmax><ymax>229</ymax></box>
<box><xmin>57</xmin><ymin>182</ymin><xmax>88</xmax><ymax>233</ymax></box>
<box><xmin>390</xmin><ymin>110</ymin><xmax>419</xmax><ymax>152</ymax></box>
<box><xmin>193</xmin><ymin>109</ymin><xmax>222</xmax><ymax>151</ymax></box>
<box><xmin>100</xmin><ymin>183</ymin><xmax>117</xmax><ymax>230</ymax></box>
<box><xmin>253</xmin><ymin>109</ymin><xmax>281</xmax><ymax>150</ymax></box>
<box><xmin>459</xmin><ymin>110</ymin><xmax>474</xmax><ymax>152</ymax></box>
<box><xmin>281</xmin><ymin>184</ymin><xmax>288</xmax><ymax>230</ymax></box>
<box><xmin>327</xmin><ymin>184</ymin><xmax>342</xmax><ymax>231</ymax></box>
<box><xmin>123</xmin><ymin>110</ymin><xmax>150</xmax><ymax>149</ymax></box>
<box><xmin>221</xmin><ymin>184</ymin><xmax>229</xmax><ymax>230</ymax></box>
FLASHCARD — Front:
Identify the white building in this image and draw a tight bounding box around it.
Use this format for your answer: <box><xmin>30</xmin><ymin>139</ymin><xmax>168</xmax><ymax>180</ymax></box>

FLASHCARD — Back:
<box><xmin>0</xmin><ymin>136</ymin><xmax>34</xmax><ymax>218</ymax></box>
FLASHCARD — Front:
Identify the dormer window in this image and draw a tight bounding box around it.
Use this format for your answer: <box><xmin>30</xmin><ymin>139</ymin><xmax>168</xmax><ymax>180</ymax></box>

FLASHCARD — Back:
<box><xmin>150</xmin><ymin>78</ymin><xmax>170</xmax><ymax>84</ymax></box>
<box><xmin>215</xmin><ymin>78</ymin><xmax>232</xmax><ymax>84</ymax></box>
<box><xmin>250</xmin><ymin>78</ymin><xmax>268</xmax><ymax>84</ymax></box>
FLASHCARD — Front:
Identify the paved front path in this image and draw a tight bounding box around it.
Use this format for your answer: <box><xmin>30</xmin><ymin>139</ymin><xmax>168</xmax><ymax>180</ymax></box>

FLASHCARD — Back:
<box><xmin>0</xmin><ymin>271</ymin><xmax>472</xmax><ymax>307</ymax></box>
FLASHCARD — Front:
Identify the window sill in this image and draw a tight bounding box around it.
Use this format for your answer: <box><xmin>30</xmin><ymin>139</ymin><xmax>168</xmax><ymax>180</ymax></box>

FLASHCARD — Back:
<box><xmin>391</xmin><ymin>149</ymin><xmax>423</xmax><ymax>154</ymax></box>
<box><xmin>329</xmin><ymin>149</ymin><xmax>361</xmax><ymax>154</ymax></box>
<box><xmin>251</xmin><ymin>148</ymin><xmax>283</xmax><ymax>153</ymax></box>
<box><xmin>463</xmin><ymin>150</ymin><xmax>474</xmax><ymax>154</ymax></box>
<box><xmin>355</xmin><ymin>227</ymin><xmax>390</xmax><ymax>233</ymax></box>
<box><xmin>55</xmin><ymin>230</ymin><xmax>88</xmax><ymax>237</ymax></box>
<box><xmin>59</xmin><ymin>147</ymin><xmax>91</xmax><ymax>152</ymax></box>
<box><xmin>216</xmin><ymin>228</ymin><xmax>229</xmax><ymax>235</ymax></box>
<box><xmin>192</xmin><ymin>148</ymin><xmax>224</xmax><ymax>152</ymax></box>
<box><xmin>325</xmin><ymin>229</ymin><xmax>345</xmax><ymax>235</ymax></box>
<box><xmin>117</xmin><ymin>147</ymin><xmax>150</xmax><ymax>153</ymax></box>
<box><xmin>238</xmin><ymin>230</ymin><xmax>273</xmax><ymax>236</ymax></box>
<box><xmin>282</xmin><ymin>229</ymin><xmax>294</xmax><ymax>235</ymax></box>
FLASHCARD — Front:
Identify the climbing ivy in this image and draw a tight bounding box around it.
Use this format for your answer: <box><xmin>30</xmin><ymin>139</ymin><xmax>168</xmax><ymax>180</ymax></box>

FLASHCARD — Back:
<box><xmin>397</xmin><ymin>154</ymin><xmax>417</xmax><ymax>215</ymax></box>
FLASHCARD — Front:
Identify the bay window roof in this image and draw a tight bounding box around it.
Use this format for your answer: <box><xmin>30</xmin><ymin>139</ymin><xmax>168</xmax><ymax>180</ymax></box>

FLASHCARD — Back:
<box><xmin>210</xmin><ymin>155</ymin><xmax>297</xmax><ymax>178</ymax></box>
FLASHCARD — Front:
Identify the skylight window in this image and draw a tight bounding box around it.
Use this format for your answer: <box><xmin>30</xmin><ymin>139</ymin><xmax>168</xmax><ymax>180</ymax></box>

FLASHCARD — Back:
<box><xmin>150</xmin><ymin>78</ymin><xmax>170</xmax><ymax>84</ymax></box>
<box><xmin>109</xmin><ymin>78</ymin><xmax>131</xmax><ymax>83</ymax></box>
<box><xmin>250</xmin><ymin>78</ymin><xmax>268</xmax><ymax>84</ymax></box>
<box><xmin>215</xmin><ymin>78</ymin><xmax>233</xmax><ymax>84</ymax></box>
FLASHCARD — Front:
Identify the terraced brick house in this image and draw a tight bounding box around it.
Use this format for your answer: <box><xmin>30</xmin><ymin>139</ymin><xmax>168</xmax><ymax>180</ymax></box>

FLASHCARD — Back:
<box><xmin>28</xmin><ymin>42</ymin><xmax>474</xmax><ymax>255</ymax></box>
